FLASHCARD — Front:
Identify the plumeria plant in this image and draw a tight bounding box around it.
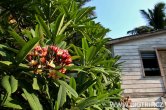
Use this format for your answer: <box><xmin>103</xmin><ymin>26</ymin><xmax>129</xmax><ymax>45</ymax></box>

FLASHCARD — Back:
<box><xmin>0</xmin><ymin>0</ymin><xmax>122</xmax><ymax>110</ymax></box>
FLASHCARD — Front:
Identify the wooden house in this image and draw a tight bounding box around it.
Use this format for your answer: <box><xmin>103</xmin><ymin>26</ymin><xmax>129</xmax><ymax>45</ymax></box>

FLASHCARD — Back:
<box><xmin>108</xmin><ymin>30</ymin><xmax>166</xmax><ymax>110</ymax></box>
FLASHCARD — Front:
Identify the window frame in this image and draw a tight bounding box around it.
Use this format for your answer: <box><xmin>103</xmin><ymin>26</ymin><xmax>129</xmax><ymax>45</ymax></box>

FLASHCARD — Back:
<box><xmin>139</xmin><ymin>50</ymin><xmax>161</xmax><ymax>77</ymax></box>
<box><xmin>155</xmin><ymin>48</ymin><xmax>166</xmax><ymax>77</ymax></box>
<box><xmin>155</xmin><ymin>48</ymin><xmax>166</xmax><ymax>90</ymax></box>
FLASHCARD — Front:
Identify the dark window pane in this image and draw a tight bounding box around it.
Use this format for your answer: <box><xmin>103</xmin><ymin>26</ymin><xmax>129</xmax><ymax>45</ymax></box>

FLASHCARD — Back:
<box><xmin>141</xmin><ymin>51</ymin><xmax>161</xmax><ymax>76</ymax></box>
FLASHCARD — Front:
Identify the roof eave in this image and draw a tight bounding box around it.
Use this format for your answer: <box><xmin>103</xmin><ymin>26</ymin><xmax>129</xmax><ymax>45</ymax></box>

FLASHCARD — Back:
<box><xmin>108</xmin><ymin>30</ymin><xmax>166</xmax><ymax>45</ymax></box>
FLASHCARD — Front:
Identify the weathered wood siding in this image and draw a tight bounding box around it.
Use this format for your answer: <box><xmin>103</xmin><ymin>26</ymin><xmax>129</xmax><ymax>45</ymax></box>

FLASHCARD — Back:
<box><xmin>112</xmin><ymin>33</ymin><xmax>166</xmax><ymax>97</ymax></box>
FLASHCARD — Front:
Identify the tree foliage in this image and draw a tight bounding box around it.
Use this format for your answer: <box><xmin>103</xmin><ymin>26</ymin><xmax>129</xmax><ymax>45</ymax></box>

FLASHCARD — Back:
<box><xmin>127</xmin><ymin>2</ymin><xmax>166</xmax><ymax>35</ymax></box>
<box><xmin>0</xmin><ymin>0</ymin><xmax>122</xmax><ymax>110</ymax></box>
<box><xmin>127</xmin><ymin>26</ymin><xmax>154</xmax><ymax>35</ymax></box>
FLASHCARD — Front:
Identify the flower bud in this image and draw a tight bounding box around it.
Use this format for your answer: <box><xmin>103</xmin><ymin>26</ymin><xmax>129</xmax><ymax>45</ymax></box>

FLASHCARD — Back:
<box><xmin>40</xmin><ymin>57</ymin><xmax>46</xmax><ymax>63</ymax></box>
<box><xmin>27</xmin><ymin>55</ymin><xmax>32</xmax><ymax>61</ymax></box>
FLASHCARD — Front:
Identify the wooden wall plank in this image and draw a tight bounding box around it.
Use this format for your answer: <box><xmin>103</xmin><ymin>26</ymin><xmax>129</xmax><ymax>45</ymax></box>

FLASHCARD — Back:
<box><xmin>114</xmin><ymin>49</ymin><xmax>138</xmax><ymax>53</ymax></box>
<box><xmin>122</xmin><ymin>84</ymin><xmax>164</xmax><ymax>89</ymax></box>
<box><xmin>122</xmin><ymin>78</ymin><xmax>163</xmax><ymax>84</ymax></box>
<box><xmin>118</xmin><ymin>59</ymin><xmax>141</xmax><ymax>64</ymax></box>
<box><xmin>114</xmin><ymin>52</ymin><xmax>139</xmax><ymax>56</ymax></box>
<box><xmin>121</xmin><ymin>75</ymin><xmax>142</xmax><ymax>80</ymax></box>
<box><xmin>130</xmin><ymin>97</ymin><xmax>161</xmax><ymax>102</ymax></box>
<box><xmin>120</xmin><ymin>64</ymin><xmax>142</xmax><ymax>68</ymax></box>
<box><xmin>121</xmin><ymin>72</ymin><xmax>142</xmax><ymax>75</ymax></box>
<box><xmin>121</xmin><ymin>67</ymin><xmax>142</xmax><ymax>72</ymax></box>
<box><xmin>114</xmin><ymin>46</ymin><xmax>138</xmax><ymax>49</ymax></box>
<box><xmin>123</xmin><ymin>92</ymin><xmax>164</xmax><ymax>98</ymax></box>
<box><xmin>124</xmin><ymin>88</ymin><xmax>165</xmax><ymax>93</ymax></box>
<box><xmin>120</xmin><ymin>56</ymin><xmax>140</xmax><ymax>60</ymax></box>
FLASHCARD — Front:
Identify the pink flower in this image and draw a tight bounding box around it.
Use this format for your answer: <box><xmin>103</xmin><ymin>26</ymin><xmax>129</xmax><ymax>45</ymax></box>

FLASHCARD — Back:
<box><xmin>63</xmin><ymin>50</ymin><xmax>69</xmax><ymax>54</ymax></box>
<box><xmin>57</xmin><ymin>49</ymin><xmax>63</xmax><ymax>56</ymax></box>
<box><xmin>34</xmin><ymin>45</ymin><xmax>42</xmax><ymax>51</ymax></box>
<box><xmin>50</xmin><ymin>46</ymin><xmax>59</xmax><ymax>53</ymax></box>
<box><xmin>59</xmin><ymin>68</ymin><xmax>66</xmax><ymax>74</ymax></box>
<box><xmin>62</xmin><ymin>53</ymin><xmax>68</xmax><ymax>59</ymax></box>
<box><xmin>41</xmin><ymin>47</ymin><xmax>48</xmax><ymax>57</ymax></box>
<box><xmin>65</xmin><ymin>57</ymin><xmax>72</xmax><ymax>64</ymax></box>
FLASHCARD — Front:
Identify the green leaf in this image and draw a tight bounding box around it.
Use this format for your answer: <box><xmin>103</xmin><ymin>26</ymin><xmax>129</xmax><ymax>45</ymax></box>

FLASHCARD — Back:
<box><xmin>54</xmin><ymin>35</ymin><xmax>66</xmax><ymax>44</ymax></box>
<box><xmin>32</xmin><ymin>78</ymin><xmax>40</xmax><ymax>90</ymax></box>
<box><xmin>16</xmin><ymin>37</ymin><xmax>40</xmax><ymax>64</ymax></box>
<box><xmin>82</xmin><ymin>38</ymin><xmax>89</xmax><ymax>61</ymax></box>
<box><xmin>75</xmin><ymin>7</ymin><xmax>95</xmax><ymax>22</ymax></box>
<box><xmin>9</xmin><ymin>30</ymin><xmax>26</xmax><ymax>47</ymax></box>
<box><xmin>92</xmin><ymin>105</ymin><xmax>102</xmax><ymax>110</ymax></box>
<box><xmin>37</xmin><ymin>25</ymin><xmax>45</xmax><ymax>46</ymax></box>
<box><xmin>54</xmin><ymin>101</ymin><xmax>59</xmax><ymax>110</ymax></box>
<box><xmin>90</xmin><ymin>67</ymin><xmax>109</xmax><ymax>75</ymax></box>
<box><xmin>2</xmin><ymin>76</ymin><xmax>11</xmax><ymax>94</ymax></box>
<box><xmin>10</xmin><ymin>75</ymin><xmax>18</xmax><ymax>93</ymax></box>
<box><xmin>55</xmin><ymin>14</ymin><xmax>65</xmax><ymax>35</ymax></box>
<box><xmin>1</xmin><ymin>75</ymin><xmax>18</xmax><ymax>94</ymax></box>
<box><xmin>0</xmin><ymin>61</ymin><xmax>12</xmax><ymax>66</ymax></box>
<box><xmin>82</xmin><ymin>38</ymin><xmax>89</xmax><ymax>50</ymax></box>
<box><xmin>88</xmin><ymin>86</ymin><xmax>94</xmax><ymax>97</ymax></box>
<box><xmin>79</xmin><ymin>30</ymin><xmax>92</xmax><ymax>42</ymax></box>
<box><xmin>86</xmin><ymin>46</ymin><xmax>97</xmax><ymax>64</ymax></box>
<box><xmin>57</xmin><ymin>85</ymin><xmax>66</xmax><ymax>107</ymax></box>
<box><xmin>4</xmin><ymin>101</ymin><xmax>22</xmax><ymax>109</ymax></box>
<box><xmin>31</xmin><ymin>29</ymin><xmax>36</xmax><ymax>38</ymax></box>
<box><xmin>69</xmin><ymin>77</ymin><xmax>76</xmax><ymax>90</ymax></box>
<box><xmin>58</xmin><ymin>20</ymin><xmax>72</xmax><ymax>35</ymax></box>
<box><xmin>22</xmin><ymin>88</ymin><xmax>43</xmax><ymax>110</ymax></box>
<box><xmin>71</xmin><ymin>56</ymin><xmax>80</xmax><ymax>60</ymax></box>
<box><xmin>58</xmin><ymin>80</ymin><xmax>78</xmax><ymax>98</ymax></box>
<box><xmin>72</xmin><ymin>45</ymin><xmax>83</xmax><ymax>59</ymax></box>
<box><xmin>0</xmin><ymin>44</ymin><xmax>18</xmax><ymax>53</ymax></box>
<box><xmin>31</xmin><ymin>94</ymin><xmax>43</xmax><ymax>109</ymax></box>
<box><xmin>76</xmin><ymin>96</ymin><xmax>98</xmax><ymax>109</ymax></box>
<box><xmin>36</xmin><ymin>15</ymin><xmax>51</xmax><ymax>38</ymax></box>
<box><xmin>1</xmin><ymin>75</ymin><xmax>18</xmax><ymax>106</ymax></box>
<box><xmin>0</xmin><ymin>50</ymin><xmax>6</xmax><ymax>56</ymax></box>
<box><xmin>56</xmin><ymin>71</ymin><xmax>70</xmax><ymax>79</ymax></box>
<box><xmin>56</xmin><ymin>41</ymin><xmax>66</xmax><ymax>49</ymax></box>
<box><xmin>77</xmin><ymin>94</ymin><xmax>109</xmax><ymax>109</ymax></box>
<box><xmin>109</xmin><ymin>89</ymin><xmax>122</xmax><ymax>96</ymax></box>
<box><xmin>22</xmin><ymin>29</ymin><xmax>32</xmax><ymax>40</ymax></box>
<box><xmin>65</xmin><ymin>65</ymin><xmax>86</xmax><ymax>73</ymax></box>
<box><xmin>77</xmin><ymin>79</ymin><xmax>96</xmax><ymax>95</ymax></box>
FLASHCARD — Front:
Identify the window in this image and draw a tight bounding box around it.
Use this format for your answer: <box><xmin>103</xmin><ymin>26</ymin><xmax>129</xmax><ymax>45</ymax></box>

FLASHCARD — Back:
<box><xmin>141</xmin><ymin>51</ymin><xmax>161</xmax><ymax>76</ymax></box>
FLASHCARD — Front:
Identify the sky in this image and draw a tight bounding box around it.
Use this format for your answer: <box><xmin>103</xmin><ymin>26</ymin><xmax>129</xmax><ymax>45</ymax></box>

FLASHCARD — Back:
<box><xmin>86</xmin><ymin>0</ymin><xmax>166</xmax><ymax>39</ymax></box>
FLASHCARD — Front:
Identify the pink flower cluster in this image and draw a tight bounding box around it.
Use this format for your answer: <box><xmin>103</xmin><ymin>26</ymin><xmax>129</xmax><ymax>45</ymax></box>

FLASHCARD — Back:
<box><xmin>27</xmin><ymin>45</ymin><xmax>72</xmax><ymax>79</ymax></box>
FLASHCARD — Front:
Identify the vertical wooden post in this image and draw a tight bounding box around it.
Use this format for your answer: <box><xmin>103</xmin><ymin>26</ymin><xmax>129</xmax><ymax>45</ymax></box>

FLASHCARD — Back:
<box><xmin>155</xmin><ymin>48</ymin><xmax>166</xmax><ymax>94</ymax></box>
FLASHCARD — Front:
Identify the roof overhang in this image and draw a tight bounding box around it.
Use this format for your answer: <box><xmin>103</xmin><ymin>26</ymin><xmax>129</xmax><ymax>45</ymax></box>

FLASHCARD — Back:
<box><xmin>108</xmin><ymin>30</ymin><xmax>166</xmax><ymax>45</ymax></box>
